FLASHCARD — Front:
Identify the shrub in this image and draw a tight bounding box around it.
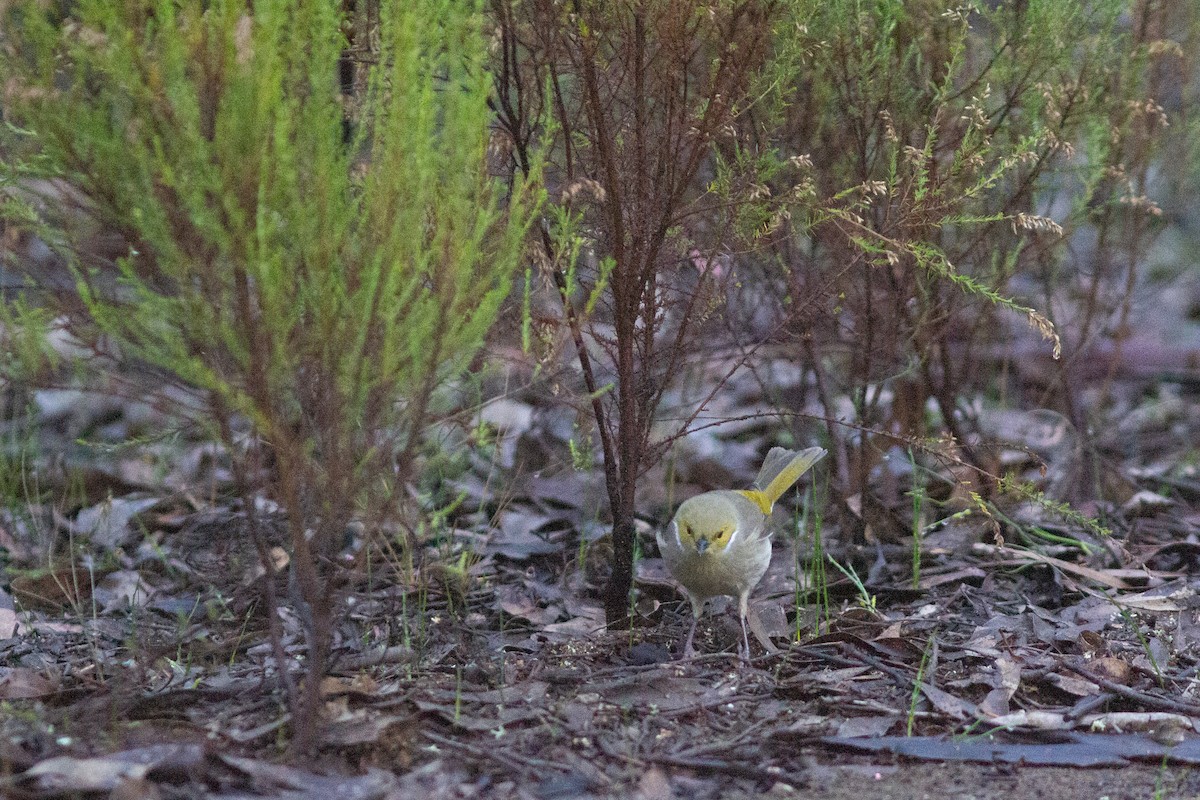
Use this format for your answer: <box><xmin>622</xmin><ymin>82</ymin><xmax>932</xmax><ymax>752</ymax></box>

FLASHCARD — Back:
<box><xmin>1</xmin><ymin>0</ymin><xmax>540</xmax><ymax>753</ymax></box>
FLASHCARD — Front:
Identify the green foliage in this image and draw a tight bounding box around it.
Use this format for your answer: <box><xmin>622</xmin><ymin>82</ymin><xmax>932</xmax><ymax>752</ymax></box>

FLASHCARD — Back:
<box><xmin>0</xmin><ymin>297</ymin><xmax>60</xmax><ymax>382</ymax></box>
<box><xmin>2</xmin><ymin>0</ymin><xmax>542</xmax><ymax>748</ymax></box>
<box><xmin>698</xmin><ymin>0</ymin><xmax>1189</xmax><ymax>514</ymax></box>
<box><xmin>2</xmin><ymin>0</ymin><xmax>541</xmax><ymax>519</ymax></box>
<box><xmin>731</xmin><ymin>0</ymin><xmax>1162</xmax><ymax>337</ymax></box>
<box><xmin>907</xmin><ymin>633</ymin><xmax>934</xmax><ymax>736</ymax></box>
<box><xmin>828</xmin><ymin>552</ymin><xmax>877</xmax><ymax>613</ymax></box>
<box><xmin>909</xmin><ymin>449</ymin><xmax>924</xmax><ymax>589</ymax></box>
<box><xmin>766</xmin><ymin>0</ymin><xmax>1155</xmax><ymax>318</ymax></box>
<box><xmin>996</xmin><ymin>475</ymin><xmax>1113</xmax><ymax>540</ymax></box>
<box><xmin>797</xmin><ymin>485</ymin><xmax>828</xmax><ymax>638</ymax></box>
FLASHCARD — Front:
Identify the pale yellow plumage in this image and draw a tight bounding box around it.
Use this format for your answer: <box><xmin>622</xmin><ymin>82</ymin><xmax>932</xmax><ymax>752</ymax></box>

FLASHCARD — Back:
<box><xmin>657</xmin><ymin>445</ymin><xmax>827</xmax><ymax>660</ymax></box>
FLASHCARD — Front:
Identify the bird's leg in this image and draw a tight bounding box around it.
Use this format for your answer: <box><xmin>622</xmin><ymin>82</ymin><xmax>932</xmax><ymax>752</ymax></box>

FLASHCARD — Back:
<box><xmin>680</xmin><ymin>598</ymin><xmax>705</xmax><ymax>658</ymax></box>
<box><xmin>681</xmin><ymin>614</ymin><xmax>699</xmax><ymax>658</ymax></box>
<box><xmin>738</xmin><ymin>592</ymin><xmax>752</xmax><ymax>663</ymax></box>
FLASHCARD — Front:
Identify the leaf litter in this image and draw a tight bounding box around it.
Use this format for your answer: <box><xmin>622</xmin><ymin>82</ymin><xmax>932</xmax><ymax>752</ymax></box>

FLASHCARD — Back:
<box><xmin>4</xmin><ymin>361</ymin><xmax>1200</xmax><ymax>797</ymax></box>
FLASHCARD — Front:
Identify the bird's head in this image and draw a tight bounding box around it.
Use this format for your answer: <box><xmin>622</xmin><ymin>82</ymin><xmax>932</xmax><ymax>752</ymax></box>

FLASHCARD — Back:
<box><xmin>670</xmin><ymin>494</ymin><xmax>741</xmax><ymax>555</ymax></box>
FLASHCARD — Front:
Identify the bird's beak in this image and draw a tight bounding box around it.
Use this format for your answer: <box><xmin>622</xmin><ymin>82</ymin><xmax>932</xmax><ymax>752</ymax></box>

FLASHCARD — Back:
<box><xmin>694</xmin><ymin>536</ymin><xmax>709</xmax><ymax>554</ymax></box>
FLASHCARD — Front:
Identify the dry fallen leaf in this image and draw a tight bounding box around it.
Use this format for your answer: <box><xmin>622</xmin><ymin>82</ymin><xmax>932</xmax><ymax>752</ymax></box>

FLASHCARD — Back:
<box><xmin>0</xmin><ymin>667</ymin><xmax>58</xmax><ymax>699</ymax></box>
<box><xmin>1090</xmin><ymin>655</ymin><xmax>1134</xmax><ymax>685</ymax></box>
<box><xmin>635</xmin><ymin>766</ymin><xmax>673</xmax><ymax>800</ymax></box>
<box><xmin>1044</xmin><ymin>671</ymin><xmax>1100</xmax><ymax>697</ymax></box>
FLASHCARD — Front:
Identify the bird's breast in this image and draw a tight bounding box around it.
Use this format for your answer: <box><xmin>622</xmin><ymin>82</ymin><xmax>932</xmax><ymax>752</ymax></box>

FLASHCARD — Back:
<box><xmin>661</xmin><ymin>536</ymin><xmax>771</xmax><ymax>601</ymax></box>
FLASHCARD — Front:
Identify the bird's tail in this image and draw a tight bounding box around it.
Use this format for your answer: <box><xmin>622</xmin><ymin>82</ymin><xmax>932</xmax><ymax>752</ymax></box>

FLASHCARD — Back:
<box><xmin>752</xmin><ymin>446</ymin><xmax>827</xmax><ymax>507</ymax></box>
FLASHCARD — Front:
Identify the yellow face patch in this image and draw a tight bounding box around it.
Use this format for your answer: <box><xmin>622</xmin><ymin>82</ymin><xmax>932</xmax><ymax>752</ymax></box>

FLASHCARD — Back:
<box><xmin>677</xmin><ymin>519</ymin><xmax>735</xmax><ymax>554</ymax></box>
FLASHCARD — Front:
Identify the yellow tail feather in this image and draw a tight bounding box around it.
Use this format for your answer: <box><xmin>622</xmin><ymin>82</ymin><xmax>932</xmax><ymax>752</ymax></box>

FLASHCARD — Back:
<box><xmin>753</xmin><ymin>446</ymin><xmax>827</xmax><ymax>507</ymax></box>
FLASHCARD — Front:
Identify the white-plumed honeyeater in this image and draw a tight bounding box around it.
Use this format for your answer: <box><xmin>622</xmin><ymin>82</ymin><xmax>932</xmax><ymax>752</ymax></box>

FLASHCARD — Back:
<box><xmin>657</xmin><ymin>446</ymin><xmax>827</xmax><ymax>660</ymax></box>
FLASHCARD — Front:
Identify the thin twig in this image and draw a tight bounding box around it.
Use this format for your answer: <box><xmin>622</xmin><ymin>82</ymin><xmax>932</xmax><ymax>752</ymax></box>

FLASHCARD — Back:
<box><xmin>1061</xmin><ymin>662</ymin><xmax>1200</xmax><ymax>717</ymax></box>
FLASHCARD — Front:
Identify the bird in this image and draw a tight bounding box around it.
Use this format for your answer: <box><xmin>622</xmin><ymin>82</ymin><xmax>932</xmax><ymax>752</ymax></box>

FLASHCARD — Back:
<box><xmin>657</xmin><ymin>445</ymin><xmax>827</xmax><ymax>661</ymax></box>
